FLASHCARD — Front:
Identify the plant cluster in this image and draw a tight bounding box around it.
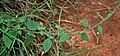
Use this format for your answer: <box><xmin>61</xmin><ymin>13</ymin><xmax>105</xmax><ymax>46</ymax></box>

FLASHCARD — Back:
<box><xmin>0</xmin><ymin>0</ymin><xmax>120</xmax><ymax>56</ymax></box>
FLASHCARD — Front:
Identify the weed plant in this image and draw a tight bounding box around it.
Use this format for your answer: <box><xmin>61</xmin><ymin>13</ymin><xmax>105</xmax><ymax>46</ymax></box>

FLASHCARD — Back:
<box><xmin>0</xmin><ymin>0</ymin><xmax>120</xmax><ymax>56</ymax></box>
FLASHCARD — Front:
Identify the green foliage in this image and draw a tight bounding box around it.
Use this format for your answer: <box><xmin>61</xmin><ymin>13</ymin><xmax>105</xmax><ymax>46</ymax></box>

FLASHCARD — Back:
<box><xmin>19</xmin><ymin>17</ymin><xmax>25</xmax><ymax>23</ymax></box>
<box><xmin>0</xmin><ymin>0</ymin><xmax>119</xmax><ymax>56</ymax></box>
<box><xmin>59</xmin><ymin>32</ymin><xmax>70</xmax><ymax>42</ymax></box>
<box><xmin>43</xmin><ymin>38</ymin><xmax>52</xmax><ymax>53</ymax></box>
<box><xmin>2</xmin><ymin>35</ymin><xmax>13</xmax><ymax>48</ymax></box>
<box><xmin>55</xmin><ymin>24</ymin><xmax>63</xmax><ymax>30</ymax></box>
<box><xmin>114</xmin><ymin>0</ymin><xmax>120</xmax><ymax>4</ymax></box>
<box><xmin>25</xmin><ymin>36</ymin><xmax>36</xmax><ymax>46</ymax></box>
<box><xmin>97</xmin><ymin>25</ymin><xmax>103</xmax><ymax>35</ymax></box>
<box><xmin>26</xmin><ymin>19</ymin><xmax>38</xmax><ymax>30</ymax></box>
<box><xmin>80</xmin><ymin>20</ymin><xmax>89</xmax><ymax>27</ymax></box>
<box><xmin>68</xmin><ymin>48</ymin><xmax>98</xmax><ymax>55</ymax></box>
<box><xmin>105</xmin><ymin>10</ymin><xmax>114</xmax><ymax>20</ymax></box>
<box><xmin>80</xmin><ymin>33</ymin><xmax>89</xmax><ymax>41</ymax></box>
<box><xmin>68</xmin><ymin>49</ymin><xmax>90</xmax><ymax>55</ymax></box>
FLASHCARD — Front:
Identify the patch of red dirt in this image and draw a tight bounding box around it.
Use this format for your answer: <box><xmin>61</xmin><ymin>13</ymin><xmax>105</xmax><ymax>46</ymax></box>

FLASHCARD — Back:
<box><xmin>61</xmin><ymin>0</ymin><xmax>120</xmax><ymax>56</ymax></box>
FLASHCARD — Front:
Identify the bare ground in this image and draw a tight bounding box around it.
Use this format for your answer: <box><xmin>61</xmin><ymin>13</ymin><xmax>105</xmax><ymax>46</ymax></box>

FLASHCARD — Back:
<box><xmin>60</xmin><ymin>0</ymin><xmax>120</xmax><ymax>56</ymax></box>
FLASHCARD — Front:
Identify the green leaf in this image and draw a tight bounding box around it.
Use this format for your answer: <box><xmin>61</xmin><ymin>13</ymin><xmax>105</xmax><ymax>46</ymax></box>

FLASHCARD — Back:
<box><xmin>27</xmin><ymin>32</ymin><xmax>36</xmax><ymax>37</ymax></box>
<box><xmin>37</xmin><ymin>25</ymin><xmax>46</xmax><ymax>30</ymax></box>
<box><xmin>105</xmin><ymin>11</ymin><xmax>113</xmax><ymax>20</ymax></box>
<box><xmin>80</xmin><ymin>20</ymin><xmax>89</xmax><ymax>27</ymax></box>
<box><xmin>114</xmin><ymin>0</ymin><xmax>120</xmax><ymax>4</ymax></box>
<box><xmin>49</xmin><ymin>36</ymin><xmax>54</xmax><ymax>39</ymax></box>
<box><xmin>26</xmin><ymin>19</ymin><xmax>38</xmax><ymax>30</ymax></box>
<box><xmin>2</xmin><ymin>25</ymin><xmax>6</xmax><ymax>31</ymax></box>
<box><xmin>55</xmin><ymin>24</ymin><xmax>63</xmax><ymax>30</ymax></box>
<box><xmin>80</xmin><ymin>33</ymin><xmax>89</xmax><ymax>41</ymax></box>
<box><xmin>11</xmin><ymin>17</ymin><xmax>16</xmax><ymax>22</ymax></box>
<box><xmin>9</xmin><ymin>31</ymin><xmax>18</xmax><ymax>37</ymax></box>
<box><xmin>43</xmin><ymin>38</ymin><xmax>52</xmax><ymax>53</ymax></box>
<box><xmin>19</xmin><ymin>17</ymin><xmax>25</xmax><ymax>22</ymax></box>
<box><xmin>18</xmin><ymin>31</ymin><xmax>22</xmax><ymax>35</ymax></box>
<box><xmin>59</xmin><ymin>32</ymin><xmax>70</xmax><ymax>42</ymax></box>
<box><xmin>97</xmin><ymin>25</ymin><xmax>103</xmax><ymax>35</ymax></box>
<box><xmin>39</xmin><ymin>31</ymin><xmax>44</xmax><ymax>35</ymax></box>
<box><xmin>4</xmin><ymin>32</ymin><xmax>15</xmax><ymax>40</ymax></box>
<box><xmin>6</xmin><ymin>22</ymin><xmax>11</xmax><ymax>27</ymax></box>
<box><xmin>2</xmin><ymin>35</ymin><xmax>13</xmax><ymax>48</ymax></box>
<box><xmin>25</xmin><ymin>36</ymin><xmax>35</xmax><ymax>46</ymax></box>
<box><xmin>4</xmin><ymin>19</ymin><xmax>12</xmax><ymax>22</ymax></box>
<box><xmin>0</xmin><ymin>15</ymin><xmax>3</xmax><ymax>18</ymax></box>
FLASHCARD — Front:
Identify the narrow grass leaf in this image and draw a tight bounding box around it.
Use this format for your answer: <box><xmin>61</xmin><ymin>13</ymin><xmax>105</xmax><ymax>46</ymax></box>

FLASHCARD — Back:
<box><xmin>69</xmin><ymin>50</ymin><xmax>90</xmax><ymax>55</ymax></box>
<box><xmin>43</xmin><ymin>38</ymin><xmax>52</xmax><ymax>53</ymax></box>
<box><xmin>80</xmin><ymin>20</ymin><xmax>89</xmax><ymax>27</ymax></box>
<box><xmin>16</xmin><ymin>39</ymin><xmax>29</xmax><ymax>56</ymax></box>
<box><xmin>68</xmin><ymin>48</ymin><xmax>96</xmax><ymax>55</ymax></box>
<box><xmin>80</xmin><ymin>33</ymin><xmax>89</xmax><ymax>41</ymax></box>
<box><xmin>97</xmin><ymin>25</ymin><xmax>103</xmax><ymax>35</ymax></box>
<box><xmin>105</xmin><ymin>11</ymin><xmax>113</xmax><ymax>20</ymax></box>
<box><xmin>18</xmin><ymin>42</ymin><xmax>24</xmax><ymax>56</ymax></box>
<box><xmin>31</xmin><ymin>2</ymin><xmax>46</xmax><ymax>13</ymax></box>
<box><xmin>0</xmin><ymin>46</ymin><xmax>6</xmax><ymax>55</ymax></box>
<box><xmin>13</xmin><ymin>48</ymin><xmax>16</xmax><ymax>56</ymax></box>
<box><xmin>59</xmin><ymin>32</ymin><xmax>70</xmax><ymax>42</ymax></box>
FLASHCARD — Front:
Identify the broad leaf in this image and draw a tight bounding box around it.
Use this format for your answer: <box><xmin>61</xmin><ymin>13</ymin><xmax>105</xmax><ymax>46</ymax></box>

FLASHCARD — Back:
<box><xmin>26</xmin><ymin>19</ymin><xmax>38</xmax><ymax>30</ymax></box>
<box><xmin>55</xmin><ymin>24</ymin><xmax>63</xmax><ymax>30</ymax></box>
<box><xmin>19</xmin><ymin>17</ymin><xmax>25</xmax><ymax>22</ymax></box>
<box><xmin>59</xmin><ymin>32</ymin><xmax>70</xmax><ymax>42</ymax></box>
<box><xmin>80</xmin><ymin>20</ymin><xmax>89</xmax><ymax>27</ymax></box>
<box><xmin>2</xmin><ymin>35</ymin><xmax>13</xmax><ymax>48</ymax></box>
<box><xmin>80</xmin><ymin>33</ymin><xmax>89</xmax><ymax>41</ymax></box>
<box><xmin>43</xmin><ymin>38</ymin><xmax>52</xmax><ymax>53</ymax></box>
<box><xmin>37</xmin><ymin>25</ymin><xmax>46</xmax><ymax>30</ymax></box>
<box><xmin>9</xmin><ymin>31</ymin><xmax>18</xmax><ymax>37</ymax></box>
<box><xmin>97</xmin><ymin>25</ymin><xmax>103</xmax><ymax>35</ymax></box>
<box><xmin>4</xmin><ymin>32</ymin><xmax>15</xmax><ymax>40</ymax></box>
<box><xmin>39</xmin><ymin>31</ymin><xmax>44</xmax><ymax>35</ymax></box>
<box><xmin>25</xmin><ymin>36</ymin><xmax>35</xmax><ymax>46</ymax></box>
<box><xmin>18</xmin><ymin>31</ymin><xmax>22</xmax><ymax>35</ymax></box>
<box><xmin>49</xmin><ymin>36</ymin><xmax>54</xmax><ymax>39</ymax></box>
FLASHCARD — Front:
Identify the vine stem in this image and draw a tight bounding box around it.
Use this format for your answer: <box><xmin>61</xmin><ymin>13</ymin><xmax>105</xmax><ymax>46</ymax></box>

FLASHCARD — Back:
<box><xmin>6</xmin><ymin>4</ymin><xmax>119</xmax><ymax>37</ymax></box>
<box><xmin>72</xmin><ymin>3</ymin><xmax>120</xmax><ymax>35</ymax></box>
